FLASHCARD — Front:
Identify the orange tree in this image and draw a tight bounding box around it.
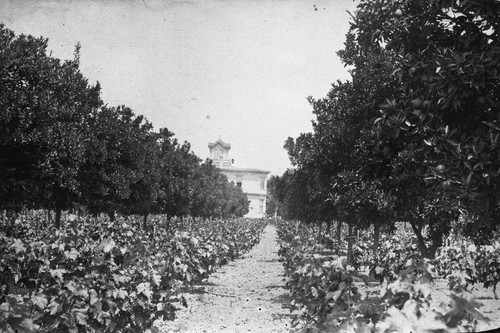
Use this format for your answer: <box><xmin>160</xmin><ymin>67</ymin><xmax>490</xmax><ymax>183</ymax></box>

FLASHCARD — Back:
<box><xmin>280</xmin><ymin>42</ymin><xmax>400</xmax><ymax>259</ymax></box>
<box><xmin>118</xmin><ymin>112</ymin><xmax>161</xmax><ymax>229</ymax></box>
<box><xmin>78</xmin><ymin>106</ymin><xmax>156</xmax><ymax>222</ymax></box>
<box><xmin>189</xmin><ymin>161</ymin><xmax>249</xmax><ymax>219</ymax></box>
<box><xmin>0</xmin><ymin>25</ymin><xmax>101</xmax><ymax>227</ymax></box>
<box><xmin>156</xmin><ymin>129</ymin><xmax>199</xmax><ymax>221</ymax></box>
<box><xmin>280</xmin><ymin>0</ymin><xmax>500</xmax><ymax>258</ymax></box>
<box><xmin>351</xmin><ymin>0</ymin><xmax>500</xmax><ymax>246</ymax></box>
<box><xmin>1</xmin><ymin>24</ymin><xmax>252</xmax><ymax>227</ymax></box>
<box><xmin>282</xmin><ymin>133</ymin><xmax>336</xmax><ymax>228</ymax></box>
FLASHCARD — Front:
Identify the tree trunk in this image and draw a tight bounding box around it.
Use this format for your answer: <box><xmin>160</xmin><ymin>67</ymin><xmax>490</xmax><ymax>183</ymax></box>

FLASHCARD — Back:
<box><xmin>336</xmin><ymin>220</ymin><xmax>342</xmax><ymax>255</ymax></box>
<box><xmin>427</xmin><ymin>243</ymin><xmax>439</xmax><ymax>259</ymax></box>
<box><xmin>347</xmin><ymin>222</ymin><xmax>354</xmax><ymax>265</ymax></box>
<box><xmin>108</xmin><ymin>211</ymin><xmax>115</xmax><ymax>222</ymax></box>
<box><xmin>326</xmin><ymin>220</ymin><xmax>332</xmax><ymax>235</ymax></box>
<box><xmin>55</xmin><ymin>208</ymin><xmax>62</xmax><ymax>230</ymax></box>
<box><xmin>373</xmin><ymin>220</ymin><xmax>381</xmax><ymax>259</ymax></box>
<box><xmin>409</xmin><ymin>218</ymin><xmax>431</xmax><ymax>258</ymax></box>
<box><xmin>166</xmin><ymin>215</ymin><xmax>171</xmax><ymax>232</ymax></box>
<box><xmin>142</xmin><ymin>213</ymin><xmax>148</xmax><ymax>230</ymax></box>
<box><xmin>8</xmin><ymin>210</ymin><xmax>18</xmax><ymax>228</ymax></box>
<box><xmin>318</xmin><ymin>221</ymin><xmax>323</xmax><ymax>242</ymax></box>
<box><xmin>47</xmin><ymin>209</ymin><xmax>52</xmax><ymax>224</ymax></box>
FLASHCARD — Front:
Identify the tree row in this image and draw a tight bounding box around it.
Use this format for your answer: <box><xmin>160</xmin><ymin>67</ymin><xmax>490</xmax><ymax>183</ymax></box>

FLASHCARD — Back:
<box><xmin>269</xmin><ymin>0</ymin><xmax>500</xmax><ymax>260</ymax></box>
<box><xmin>0</xmin><ymin>24</ymin><xmax>249</xmax><ymax>228</ymax></box>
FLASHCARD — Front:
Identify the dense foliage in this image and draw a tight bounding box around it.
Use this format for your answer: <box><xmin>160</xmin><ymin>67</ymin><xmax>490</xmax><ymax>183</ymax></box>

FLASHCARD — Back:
<box><xmin>0</xmin><ymin>24</ymin><xmax>249</xmax><ymax>225</ymax></box>
<box><xmin>0</xmin><ymin>213</ymin><xmax>266</xmax><ymax>332</ymax></box>
<box><xmin>271</xmin><ymin>1</ymin><xmax>500</xmax><ymax>329</ymax></box>
<box><xmin>436</xmin><ymin>232</ymin><xmax>500</xmax><ymax>297</ymax></box>
<box><xmin>275</xmin><ymin>0</ymin><xmax>500</xmax><ymax>262</ymax></box>
<box><xmin>276</xmin><ymin>219</ymin><xmax>493</xmax><ymax>333</ymax></box>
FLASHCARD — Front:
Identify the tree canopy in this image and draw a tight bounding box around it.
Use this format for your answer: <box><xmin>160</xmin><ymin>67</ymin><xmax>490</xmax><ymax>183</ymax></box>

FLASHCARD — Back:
<box><xmin>276</xmin><ymin>0</ymin><xmax>500</xmax><ymax>258</ymax></box>
<box><xmin>0</xmin><ymin>24</ymin><xmax>249</xmax><ymax>227</ymax></box>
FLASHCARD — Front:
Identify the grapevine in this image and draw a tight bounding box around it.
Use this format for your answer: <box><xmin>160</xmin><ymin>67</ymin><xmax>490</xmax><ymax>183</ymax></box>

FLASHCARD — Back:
<box><xmin>0</xmin><ymin>213</ymin><xmax>266</xmax><ymax>332</ymax></box>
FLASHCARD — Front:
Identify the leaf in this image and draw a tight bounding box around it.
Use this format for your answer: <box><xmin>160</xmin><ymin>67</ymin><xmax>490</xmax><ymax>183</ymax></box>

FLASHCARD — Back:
<box><xmin>112</xmin><ymin>273</ymin><xmax>129</xmax><ymax>284</ymax></box>
<box><xmin>65</xmin><ymin>280</ymin><xmax>88</xmax><ymax>298</ymax></box>
<box><xmin>137</xmin><ymin>282</ymin><xmax>153</xmax><ymax>300</ymax></box>
<box><xmin>95</xmin><ymin>238</ymin><xmax>115</xmax><ymax>253</ymax></box>
<box><xmin>48</xmin><ymin>299</ymin><xmax>61</xmax><ymax>315</ymax></box>
<box><xmin>466</xmin><ymin>172</ymin><xmax>473</xmax><ymax>185</ymax></box>
<box><xmin>10</xmin><ymin>239</ymin><xmax>27</xmax><ymax>254</ymax></box>
<box><xmin>326</xmin><ymin>282</ymin><xmax>346</xmax><ymax>303</ymax></box>
<box><xmin>73</xmin><ymin>308</ymin><xmax>88</xmax><ymax>325</ymax></box>
<box><xmin>152</xmin><ymin>274</ymin><xmax>162</xmax><ymax>287</ymax></box>
<box><xmin>50</xmin><ymin>269</ymin><xmax>67</xmax><ymax>282</ymax></box>
<box><xmin>65</xmin><ymin>280</ymin><xmax>78</xmax><ymax>293</ymax></box>
<box><xmin>64</xmin><ymin>248</ymin><xmax>80</xmax><ymax>260</ymax></box>
<box><xmin>449</xmin><ymin>294</ymin><xmax>490</xmax><ymax>323</ymax></box>
<box><xmin>311</xmin><ymin>286</ymin><xmax>319</xmax><ymax>298</ymax></box>
<box><xmin>31</xmin><ymin>294</ymin><xmax>48</xmax><ymax>310</ymax></box>
<box><xmin>113</xmin><ymin>288</ymin><xmax>128</xmax><ymax>299</ymax></box>
<box><xmin>89</xmin><ymin>289</ymin><xmax>99</xmax><ymax>305</ymax></box>
<box><xmin>18</xmin><ymin>318</ymin><xmax>36</xmax><ymax>332</ymax></box>
<box><xmin>361</xmin><ymin>274</ymin><xmax>380</xmax><ymax>286</ymax></box>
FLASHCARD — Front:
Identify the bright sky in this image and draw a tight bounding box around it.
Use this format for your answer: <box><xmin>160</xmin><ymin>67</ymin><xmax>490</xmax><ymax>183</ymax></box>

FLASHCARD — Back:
<box><xmin>1</xmin><ymin>0</ymin><xmax>358</xmax><ymax>176</ymax></box>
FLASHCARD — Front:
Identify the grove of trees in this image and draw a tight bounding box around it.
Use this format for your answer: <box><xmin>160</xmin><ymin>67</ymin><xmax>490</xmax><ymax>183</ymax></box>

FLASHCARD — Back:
<box><xmin>274</xmin><ymin>0</ymin><xmax>500</xmax><ymax>260</ymax></box>
<box><xmin>0</xmin><ymin>24</ymin><xmax>249</xmax><ymax>227</ymax></box>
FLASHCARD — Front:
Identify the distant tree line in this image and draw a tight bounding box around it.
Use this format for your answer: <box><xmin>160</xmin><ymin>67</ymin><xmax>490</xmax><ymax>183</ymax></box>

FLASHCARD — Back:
<box><xmin>271</xmin><ymin>0</ymin><xmax>500</xmax><ymax>259</ymax></box>
<box><xmin>0</xmin><ymin>24</ymin><xmax>249</xmax><ymax>228</ymax></box>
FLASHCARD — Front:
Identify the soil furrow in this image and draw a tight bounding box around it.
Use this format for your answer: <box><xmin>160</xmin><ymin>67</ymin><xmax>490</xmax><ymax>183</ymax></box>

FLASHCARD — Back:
<box><xmin>155</xmin><ymin>224</ymin><xmax>294</xmax><ymax>332</ymax></box>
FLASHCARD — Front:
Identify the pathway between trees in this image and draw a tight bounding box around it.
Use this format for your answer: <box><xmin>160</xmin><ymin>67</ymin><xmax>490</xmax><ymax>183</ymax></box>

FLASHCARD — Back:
<box><xmin>155</xmin><ymin>224</ymin><xmax>295</xmax><ymax>332</ymax></box>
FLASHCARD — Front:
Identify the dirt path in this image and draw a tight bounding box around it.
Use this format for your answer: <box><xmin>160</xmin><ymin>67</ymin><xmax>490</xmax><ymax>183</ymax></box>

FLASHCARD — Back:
<box><xmin>155</xmin><ymin>224</ymin><xmax>295</xmax><ymax>333</ymax></box>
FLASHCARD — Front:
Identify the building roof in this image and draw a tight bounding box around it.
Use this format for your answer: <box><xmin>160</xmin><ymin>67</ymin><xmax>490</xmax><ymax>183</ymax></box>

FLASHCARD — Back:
<box><xmin>208</xmin><ymin>139</ymin><xmax>231</xmax><ymax>149</ymax></box>
<box><xmin>220</xmin><ymin>166</ymin><xmax>270</xmax><ymax>174</ymax></box>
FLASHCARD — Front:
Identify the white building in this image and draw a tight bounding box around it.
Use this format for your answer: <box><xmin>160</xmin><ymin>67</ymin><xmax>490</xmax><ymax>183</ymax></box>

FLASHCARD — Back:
<box><xmin>208</xmin><ymin>139</ymin><xmax>269</xmax><ymax>218</ymax></box>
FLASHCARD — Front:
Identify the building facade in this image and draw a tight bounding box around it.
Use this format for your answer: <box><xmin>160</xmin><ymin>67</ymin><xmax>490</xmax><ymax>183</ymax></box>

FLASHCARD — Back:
<box><xmin>208</xmin><ymin>139</ymin><xmax>269</xmax><ymax>218</ymax></box>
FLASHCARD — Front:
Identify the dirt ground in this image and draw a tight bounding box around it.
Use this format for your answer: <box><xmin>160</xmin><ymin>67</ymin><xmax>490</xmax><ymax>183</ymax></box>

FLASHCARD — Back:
<box><xmin>152</xmin><ymin>225</ymin><xmax>500</xmax><ymax>333</ymax></box>
<box><xmin>153</xmin><ymin>224</ymin><xmax>297</xmax><ymax>332</ymax></box>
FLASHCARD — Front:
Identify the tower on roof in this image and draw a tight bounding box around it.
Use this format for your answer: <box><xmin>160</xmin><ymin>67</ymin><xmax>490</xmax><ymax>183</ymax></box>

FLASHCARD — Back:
<box><xmin>208</xmin><ymin>138</ymin><xmax>270</xmax><ymax>218</ymax></box>
<box><xmin>208</xmin><ymin>139</ymin><xmax>232</xmax><ymax>167</ymax></box>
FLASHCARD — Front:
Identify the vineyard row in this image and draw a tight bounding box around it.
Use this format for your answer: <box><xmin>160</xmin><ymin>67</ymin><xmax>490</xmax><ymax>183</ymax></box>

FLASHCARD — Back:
<box><xmin>0</xmin><ymin>213</ymin><xmax>267</xmax><ymax>333</ymax></box>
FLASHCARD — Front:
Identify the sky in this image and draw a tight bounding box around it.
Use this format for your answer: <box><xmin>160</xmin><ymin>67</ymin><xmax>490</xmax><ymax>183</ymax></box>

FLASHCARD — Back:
<box><xmin>0</xmin><ymin>0</ymin><xmax>358</xmax><ymax>176</ymax></box>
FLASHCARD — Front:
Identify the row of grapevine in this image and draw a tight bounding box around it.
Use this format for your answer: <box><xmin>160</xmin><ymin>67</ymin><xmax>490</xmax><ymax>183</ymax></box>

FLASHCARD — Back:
<box><xmin>0</xmin><ymin>213</ymin><xmax>267</xmax><ymax>332</ymax></box>
<box><xmin>435</xmin><ymin>234</ymin><xmax>500</xmax><ymax>297</ymax></box>
<box><xmin>275</xmin><ymin>219</ymin><xmax>491</xmax><ymax>333</ymax></box>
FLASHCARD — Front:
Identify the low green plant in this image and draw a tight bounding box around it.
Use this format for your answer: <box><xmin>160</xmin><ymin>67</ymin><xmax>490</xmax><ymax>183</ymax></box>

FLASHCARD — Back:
<box><xmin>0</xmin><ymin>213</ymin><xmax>267</xmax><ymax>332</ymax></box>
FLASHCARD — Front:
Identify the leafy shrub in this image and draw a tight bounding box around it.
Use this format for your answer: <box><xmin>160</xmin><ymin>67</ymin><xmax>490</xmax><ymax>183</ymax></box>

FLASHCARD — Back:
<box><xmin>275</xmin><ymin>219</ymin><xmax>491</xmax><ymax>333</ymax></box>
<box><xmin>0</xmin><ymin>213</ymin><xmax>266</xmax><ymax>332</ymax></box>
<box><xmin>436</xmin><ymin>233</ymin><xmax>500</xmax><ymax>297</ymax></box>
<box><xmin>368</xmin><ymin>230</ymin><xmax>421</xmax><ymax>283</ymax></box>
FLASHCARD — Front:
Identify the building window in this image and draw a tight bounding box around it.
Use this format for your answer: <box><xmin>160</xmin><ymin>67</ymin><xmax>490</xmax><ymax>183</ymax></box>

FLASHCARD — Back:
<box><xmin>259</xmin><ymin>199</ymin><xmax>264</xmax><ymax>213</ymax></box>
<box><xmin>236</xmin><ymin>175</ymin><xmax>242</xmax><ymax>188</ymax></box>
<box><xmin>236</xmin><ymin>181</ymin><xmax>242</xmax><ymax>188</ymax></box>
